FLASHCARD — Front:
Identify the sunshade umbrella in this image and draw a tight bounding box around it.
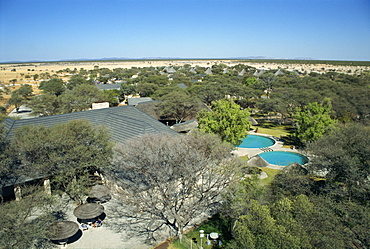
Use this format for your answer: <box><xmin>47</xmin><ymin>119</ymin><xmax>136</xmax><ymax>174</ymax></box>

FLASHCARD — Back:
<box><xmin>88</xmin><ymin>185</ymin><xmax>111</xmax><ymax>202</ymax></box>
<box><xmin>48</xmin><ymin>221</ymin><xmax>79</xmax><ymax>240</ymax></box>
<box><xmin>73</xmin><ymin>203</ymin><xmax>105</xmax><ymax>220</ymax></box>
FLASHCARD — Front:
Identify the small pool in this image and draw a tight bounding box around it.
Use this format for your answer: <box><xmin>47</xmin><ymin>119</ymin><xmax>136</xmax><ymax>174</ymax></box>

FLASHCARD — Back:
<box><xmin>259</xmin><ymin>151</ymin><xmax>309</xmax><ymax>166</ymax></box>
<box><xmin>238</xmin><ymin>135</ymin><xmax>275</xmax><ymax>148</ymax></box>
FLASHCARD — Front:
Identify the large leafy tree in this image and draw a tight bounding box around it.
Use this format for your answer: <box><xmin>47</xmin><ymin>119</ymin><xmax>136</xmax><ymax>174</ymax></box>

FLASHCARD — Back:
<box><xmin>10</xmin><ymin>120</ymin><xmax>112</xmax><ymax>201</ymax></box>
<box><xmin>157</xmin><ymin>91</ymin><xmax>202</xmax><ymax>123</ymax></box>
<box><xmin>67</xmin><ymin>75</ymin><xmax>94</xmax><ymax>90</ymax></box>
<box><xmin>0</xmin><ymin>188</ymin><xmax>56</xmax><ymax>249</ymax></box>
<box><xmin>197</xmin><ymin>99</ymin><xmax>251</xmax><ymax>145</ymax></box>
<box><xmin>307</xmin><ymin>123</ymin><xmax>370</xmax><ymax>203</ymax></box>
<box><xmin>7</xmin><ymin>91</ymin><xmax>26</xmax><ymax>113</ymax></box>
<box><xmin>39</xmin><ymin>78</ymin><xmax>66</xmax><ymax>96</ymax></box>
<box><xmin>228</xmin><ymin>200</ymin><xmax>302</xmax><ymax>249</ymax></box>
<box><xmin>108</xmin><ymin>132</ymin><xmax>243</xmax><ymax>242</ymax></box>
<box><xmin>16</xmin><ymin>84</ymin><xmax>33</xmax><ymax>99</ymax></box>
<box><xmin>27</xmin><ymin>93</ymin><xmax>62</xmax><ymax>116</ymax></box>
<box><xmin>293</xmin><ymin>98</ymin><xmax>337</xmax><ymax>143</ymax></box>
<box><xmin>60</xmin><ymin>84</ymin><xmax>108</xmax><ymax>112</ymax></box>
<box><xmin>191</xmin><ymin>82</ymin><xmax>225</xmax><ymax>105</ymax></box>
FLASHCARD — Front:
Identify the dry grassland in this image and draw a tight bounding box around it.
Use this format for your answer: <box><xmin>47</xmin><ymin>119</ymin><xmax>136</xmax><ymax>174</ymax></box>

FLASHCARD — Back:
<box><xmin>1</xmin><ymin>59</ymin><xmax>369</xmax><ymax>112</ymax></box>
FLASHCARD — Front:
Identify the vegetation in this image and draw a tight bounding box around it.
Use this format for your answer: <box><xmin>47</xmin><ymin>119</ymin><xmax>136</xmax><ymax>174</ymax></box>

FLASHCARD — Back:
<box><xmin>0</xmin><ymin>120</ymin><xmax>112</xmax><ymax>202</ymax></box>
<box><xmin>293</xmin><ymin>98</ymin><xmax>337</xmax><ymax>144</ymax></box>
<box><xmin>108</xmin><ymin>132</ymin><xmax>244</xmax><ymax>242</ymax></box>
<box><xmin>1</xmin><ymin>61</ymin><xmax>369</xmax><ymax>248</ymax></box>
<box><xmin>197</xmin><ymin>123</ymin><xmax>370</xmax><ymax>249</ymax></box>
<box><xmin>0</xmin><ymin>187</ymin><xmax>57</xmax><ymax>249</ymax></box>
<box><xmin>197</xmin><ymin>99</ymin><xmax>251</xmax><ymax>145</ymax></box>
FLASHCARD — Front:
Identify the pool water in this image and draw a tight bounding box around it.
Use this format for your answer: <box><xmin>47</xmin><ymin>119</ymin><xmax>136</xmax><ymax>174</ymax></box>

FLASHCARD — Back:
<box><xmin>259</xmin><ymin>151</ymin><xmax>309</xmax><ymax>166</ymax></box>
<box><xmin>238</xmin><ymin>135</ymin><xmax>275</xmax><ymax>148</ymax></box>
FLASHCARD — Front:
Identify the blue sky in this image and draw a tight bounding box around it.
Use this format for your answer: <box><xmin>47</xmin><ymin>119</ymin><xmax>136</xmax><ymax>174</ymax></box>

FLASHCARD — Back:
<box><xmin>0</xmin><ymin>0</ymin><xmax>369</xmax><ymax>62</ymax></box>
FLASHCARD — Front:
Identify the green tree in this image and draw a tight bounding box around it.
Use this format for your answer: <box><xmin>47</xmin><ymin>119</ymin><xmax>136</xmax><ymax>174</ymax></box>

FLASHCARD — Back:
<box><xmin>192</xmin><ymin>82</ymin><xmax>225</xmax><ymax>105</ymax></box>
<box><xmin>120</xmin><ymin>83</ymin><xmax>137</xmax><ymax>98</ymax></box>
<box><xmin>258</xmin><ymin>73</ymin><xmax>277</xmax><ymax>98</ymax></box>
<box><xmin>228</xmin><ymin>200</ymin><xmax>301</xmax><ymax>249</ymax></box>
<box><xmin>136</xmin><ymin>82</ymin><xmax>158</xmax><ymax>97</ymax></box>
<box><xmin>222</xmin><ymin>176</ymin><xmax>267</xmax><ymax>221</ymax></box>
<box><xmin>0</xmin><ymin>188</ymin><xmax>56</xmax><ymax>249</ymax></box>
<box><xmin>307</xmin><ymin>123</ymin><xmax>370</xmax><ymax>203</ymax></box>
<box><xmin>11</xmin><ymin>120</ymin><xmax>112</xmax><ymax>201</ymax></box>
<box><xmin>197</xmin><ymin>99</ymin><xmax>251</xmax><ymax>145</ymax></box>
<box><xmin>7</xmin><ymin>91</ymin><xmax>26</xmax><ymax>113</ymax></box>
<box><xmin>157</xmin><ymin>91</ymin><xmax>202</xmax><ymax>123</ymax></box>
<box><xmin>16</xmin><ymin>84</ymin><xmax>33</xmax><ymax>99</ymax></box>
<box><xmin>60</xmin><ymin>84</ymin><xmax>108</xmax><ymax>112</ymax></box>
<box><xmin>39</xmin><ymin>78</ymin><xmax>66</xmax><ymax>96</ymax></box>
<box><xmin>103</xmin><ymin>89</ymin><xmax>121</xmax><ymax>106</ymax></box>
<box><xmin>27</xmin><ymin>93</ymin><xmax>62</xmax><ymax>116</ymax></box>
<box><xmin>67</xmin><ymin>75</ymin><xmax>94</xmax><ymax>90</ymax></box>
<box><xmin>245</xmin><ymin>77</ymin><xmax>258</xmax><ymax>86</ymax></box>
<box><xmin>293</xmin><ymin>98</ymin><xmax>337</xmax><ymax>143</ymax></box>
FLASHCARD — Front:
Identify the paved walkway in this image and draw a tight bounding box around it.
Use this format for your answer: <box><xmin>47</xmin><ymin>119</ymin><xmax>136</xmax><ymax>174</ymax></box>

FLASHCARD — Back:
<box><xmin>58</xmin><ymin>198</ymin><xmax>163</xmax><ymax>249</ymax></box>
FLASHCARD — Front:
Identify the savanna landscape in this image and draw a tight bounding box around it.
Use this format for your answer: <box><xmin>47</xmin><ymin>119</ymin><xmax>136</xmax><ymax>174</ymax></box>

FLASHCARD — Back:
<box><xmin>1</xmin><ymin>58</ymin><xmax>370</xmax><ymax>248</ymax></box>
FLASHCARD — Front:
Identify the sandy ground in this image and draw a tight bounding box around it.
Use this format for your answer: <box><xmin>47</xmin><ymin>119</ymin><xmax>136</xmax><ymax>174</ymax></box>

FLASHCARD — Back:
<box><xmin>60</xmin><ymin>196</ymin><xmax>167</xmax><ymax>249</ymax></box>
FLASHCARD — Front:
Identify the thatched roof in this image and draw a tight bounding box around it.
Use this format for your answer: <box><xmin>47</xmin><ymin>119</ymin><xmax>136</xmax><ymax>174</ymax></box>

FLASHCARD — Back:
<box><xmin>274</xmin><ymin>69</ymin><xmax>284</xmax><ymax>76</ymax></box>
<box><xmin>282</xmin><ymin>162</ymin><xmax>309</xmax><ymax>175</ymax></box>
<box><xmin>88</xmin><ymin>185</ymin><xmax>111</xmax><ymax>202</ymax></box>
<box><xmin>249</xmin><ymin>116</ymin><xmax>258</xmax><ymax>125</ymax></box>
<box><xmin>48</xmin><ymin>221</ymin><xmax>79</xmax><ymax>240</ymax></box>
<box><xmin>247</xmin><ymin>155</ymin><xmax>269</xmax><ymax>167</ymax></box>
<box><xmin>170</xmin><ymin>120</ymin><xmax>198</xmax><ymax>133</ymax></box>
<box><xmin>253</xmin><ymin>69</ymin><xmax>265</xmax><ymax>77</ymax></box>
<box><xmin>205</xmin><ymin>68</ymin><xmax>212</xmax><ymax>75</ymax></box>
<box><xmin>189</xmin><ymin>68</ymin><xmax>197</xmax><ymax>74</ymax></box>
<box><xmin>73</xmin><ymin>203</ymin><xmax>105</xmax><ymax>219</ymax></box>
<box><xmin>238</xmin><ymin>69</ymin><xmax>246</xmax><ymax>76</ymax></box>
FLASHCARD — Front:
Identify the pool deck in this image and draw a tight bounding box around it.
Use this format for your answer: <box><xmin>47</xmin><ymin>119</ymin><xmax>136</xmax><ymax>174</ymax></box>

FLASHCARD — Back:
<box><xmin>232</xmin><ymin>132</ymin><xmax>301</xmax><ymax>169</ymax></box>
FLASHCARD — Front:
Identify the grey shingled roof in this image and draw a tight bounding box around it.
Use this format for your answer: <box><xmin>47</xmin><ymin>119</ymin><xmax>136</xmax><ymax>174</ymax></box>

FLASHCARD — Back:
<box><xmin>127</xmin><ymin>97</ymin><xmax>153</xmax><ymax>106</ymax></box>
<box><xmin>96</xmin><ymin>84</ymin><xmax>121</xmax><ymax>91</ymax></box>
<box><xmin>2</xmin><ymin>105</ymin><xmax>177</xmax><ymax>143</ymax></box>
<box><xmin>177</xmin><ymin>83</ymin><xmax>188</xmax><ymax>89</ymax></box>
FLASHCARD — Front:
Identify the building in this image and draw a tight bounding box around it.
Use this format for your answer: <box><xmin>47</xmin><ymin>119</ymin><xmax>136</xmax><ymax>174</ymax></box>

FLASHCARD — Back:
<box><xmin>2</xmin><ymin>105</ymin><xmax>177</xmax><ymax>143</ymax></box>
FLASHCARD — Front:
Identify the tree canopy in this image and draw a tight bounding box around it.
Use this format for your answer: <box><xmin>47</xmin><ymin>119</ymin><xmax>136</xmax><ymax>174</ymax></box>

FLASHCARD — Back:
<box><xmin>293</xmin><ymin>98</ymin><xmax>337</xmax><ymax>144</ymax></box>
<box><xmin>2</xmin><ymin>120</ymin><xmax>112</xmax><ymax>201</ymax></box>
<box><xmin>108</xmin><ymin>132</ymin><xmax>243</xmax><ymax>241</ymax></box>
<box><xmin>197</xmin><ymin>99</ymin><xmax>251</xmax><ymax>145</ymax></box>
<box><xmin>39</xmin><ymin>78</ymin><xmax>66</xmax><ymax>96</ymax></box>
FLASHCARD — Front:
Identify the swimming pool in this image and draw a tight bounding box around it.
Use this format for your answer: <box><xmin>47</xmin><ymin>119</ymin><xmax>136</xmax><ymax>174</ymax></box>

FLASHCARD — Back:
<box><xmin>238</xmin><ymin>135</ymin><xmax>275</xmax><ymax>148</ymax></box>
<box><xmin>259</xmin><ymin>151</ymin><xmax>309</xmax><ymax>166</ymax></box>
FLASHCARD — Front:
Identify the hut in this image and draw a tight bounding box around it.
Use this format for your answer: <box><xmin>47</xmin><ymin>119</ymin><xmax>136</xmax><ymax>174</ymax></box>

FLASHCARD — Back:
<box><xmin>247</xmin><ymin>155</ymin><xmax>270</xmax><ymax>167</ymax></box>
<box><xmin>205</xmin><ymin>67</ymin><xmax>212</xmax><ymax>75</ymax></box>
